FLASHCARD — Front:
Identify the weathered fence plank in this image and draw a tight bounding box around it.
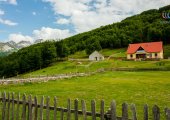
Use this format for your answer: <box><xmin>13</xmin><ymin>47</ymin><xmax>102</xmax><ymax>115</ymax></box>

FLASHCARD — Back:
<box><xmin>28</xmin><ymin>95</ymin><xmax>32</xmax><ymax>120</ymax></box>
<box><xmin>54</xmin><ymin>97</ymin><xmax>57</xmax><ymax>120</ymax></box>
<box><xmin>91</xmin><ymin>100</ymin><xmax>96</xmax><ymax>120</ymax></box>
<box><xmin>100</xmin><ymin>100</ymin><xmax>104</xmax><ymax>120</ymax></box>
<box><xmin>16</xmin><ymin>93</ymin><xmax>20</xmax><ymax>120</ymax></box>
<box><xmin>2</xmin><ymin>92</ymin><xmax>7</xmax><ymax>120</ymax></box>
<box><xmin>34</xmin><ymin>96</ymin><xmax>38</xmax><ymax>120</ymax></box>
<box><xmin>81</xmin><ymin>100</ymin><xmax>87</xmax><ymax>120</ymax></box>
<box><xmin>60</xmin><ymin>107</ymin><xmax>64</xmax><ymax>120</ymax></box>
<box><xmin>7</xmin><ymin>92</ymin><xmax>10</xmax><ymax>120</ymax></box>
<box><xmin>144</xmin><ymin>104</ymin><xmax>148</xmax><ymax>120</ymax></box>
<box><xmin>46</xmin><ymin>96</ymin><xmax>50</xmax><ymax>120</ymax></box>
<box><xmin>39</xmin><ymin>96</ymin><xmax>44</xmax><ymax>120</ymax></box>
<box><xmin>11</xmin><ymin>92</ymin><xmax>15</xmax><ymax>120</ymax></box>
<box><xmin>74</xmin><ymin>99</ymin><xmax>79</xmax><ymax>120</ymax></box>
<box><xmin>153</xmin><ymin>105</ymin><xmax>160</xmax><ymax>120</ymax></box>
<box><xmin>131</xmin><ymin>104</ymin><xmax>137</xmax><ymax>120</ymax></box>
<box><xmin>110</xmin><ymin>100</ymin><xmax>116</xmax><ymax>120</ymax></box>
<box><xmin>122</xmin><ymin>103</ymin><xmax>128</xmax><ymax>120</ymax></box>
<box><xmin>67</xmin><ymin>98</ymin><xmax>71</xmax><ymax>120</ymax></box>
<box><xmin>22</xmin><ymin>94</ymin><xmax>26</xmax><ymax>120</ymax></box>
<box><xmin>165</xmin><ymin>108</ymin><xmax>170</xmax><ymax>120</ymax></box>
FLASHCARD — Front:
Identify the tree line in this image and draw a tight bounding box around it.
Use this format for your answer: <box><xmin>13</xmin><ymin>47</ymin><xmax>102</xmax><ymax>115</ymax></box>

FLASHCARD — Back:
<box><xmin>0</xmin><ymin>5</ymin><xmax>170</xmax><ymax>78</ymax></box>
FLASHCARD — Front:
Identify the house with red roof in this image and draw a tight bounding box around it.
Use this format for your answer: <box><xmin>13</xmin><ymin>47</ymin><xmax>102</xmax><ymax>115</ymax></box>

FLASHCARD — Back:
<box><xmin>127</xmin><ymin>41</ymin><xmax>163</xmax><ymax>60</ymax></box>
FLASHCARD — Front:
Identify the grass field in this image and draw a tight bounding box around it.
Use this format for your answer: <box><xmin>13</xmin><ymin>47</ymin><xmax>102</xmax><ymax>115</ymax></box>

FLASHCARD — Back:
<box><xmin>1</xmin><ymin>45</ymin><xmax>170</xmax><ymax>119</ymax></box>
<box><xmin>1</xmin><ymin>71</ymin><xmax>170</xmax><ymax>119</ymax></box>
<box><xmin>19</xmin><ymin>59</ymin><xmax>170</xmax><ymax>78</ymax></box>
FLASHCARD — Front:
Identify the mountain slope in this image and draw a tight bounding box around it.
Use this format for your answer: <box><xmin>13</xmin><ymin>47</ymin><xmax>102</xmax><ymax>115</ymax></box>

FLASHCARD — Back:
<box><xmin>0</xmin><ymin>40</ymin><xmax>32</xmax><ymax>56</ymax></box>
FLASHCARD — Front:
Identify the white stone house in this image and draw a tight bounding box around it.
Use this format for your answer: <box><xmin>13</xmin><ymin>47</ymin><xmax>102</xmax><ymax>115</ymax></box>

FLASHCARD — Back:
<box><xmin>89</xmin><ymin>51</ymin><xmax>104</xmax><ymax>61</ymax></box>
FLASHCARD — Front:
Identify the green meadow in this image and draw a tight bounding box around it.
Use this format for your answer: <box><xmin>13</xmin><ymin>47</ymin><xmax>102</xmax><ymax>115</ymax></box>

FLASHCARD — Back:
<box><xmin>1</xmin><ymin>71</ymin><xmax>170</xmax><ymax>119</ymax></box>
<box><xmin>19</xmin><ymin>59</ymin><xmax>170</xmax><ymax>78</ymax></box>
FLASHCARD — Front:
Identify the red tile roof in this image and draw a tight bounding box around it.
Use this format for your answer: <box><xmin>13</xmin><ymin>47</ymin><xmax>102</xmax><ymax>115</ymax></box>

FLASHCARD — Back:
<box><xmin>127</xmin><ymin>41</ymin><xmax>163</xmax><ymax>54</ymax></box>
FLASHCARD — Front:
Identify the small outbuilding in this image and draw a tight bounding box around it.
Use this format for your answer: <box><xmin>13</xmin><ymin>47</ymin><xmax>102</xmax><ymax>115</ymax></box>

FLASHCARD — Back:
<box><xmin>89</xmin><ymin>51</ymin><xmax>104</xmax><ymax>61</ymax></box>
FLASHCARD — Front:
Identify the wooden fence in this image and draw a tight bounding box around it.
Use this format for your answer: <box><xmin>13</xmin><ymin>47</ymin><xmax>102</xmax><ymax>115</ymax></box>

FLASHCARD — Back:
<box><xmin>0</xmin><ymin>92</ymin><xmax>170</xmax><ymax>120</ymax></box>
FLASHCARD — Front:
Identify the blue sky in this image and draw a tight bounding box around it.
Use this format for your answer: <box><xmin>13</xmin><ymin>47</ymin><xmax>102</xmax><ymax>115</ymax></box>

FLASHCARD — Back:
<box><xmin>0</xmin><ymin>0</ymin><xmax>170</xmax><ymax>43</ymax></box>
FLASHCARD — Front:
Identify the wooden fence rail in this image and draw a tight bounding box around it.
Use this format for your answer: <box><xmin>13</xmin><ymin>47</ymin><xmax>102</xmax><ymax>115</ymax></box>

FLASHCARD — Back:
<box><xmin>0</xmin><ymin>92</ymin><xmax>170</xmax><ymax>120</ymax></box>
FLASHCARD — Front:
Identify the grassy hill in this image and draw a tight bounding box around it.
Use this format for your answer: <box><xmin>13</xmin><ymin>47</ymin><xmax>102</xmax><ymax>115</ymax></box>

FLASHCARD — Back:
<box><xmin>20</xmin><ymin>59</ymin><xmax>170</xmax><ymax>78</ymax></box>
<box><xmin>19</xmin><ymin>44</ymin><xmax>170</xmax><ymax>78</ymax></box>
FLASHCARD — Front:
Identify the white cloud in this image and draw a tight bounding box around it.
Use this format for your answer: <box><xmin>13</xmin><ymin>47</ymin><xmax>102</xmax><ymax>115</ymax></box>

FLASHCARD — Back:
<box><xmin>0</xmin><ymin>9</ymin><xmax>5</xmax><ymax>15</ymax></box>
<box><xmin>43</xmin><ymin>0</ymin><xmax>170</xmax><ymax>33</ymax></box>
<box><xmin>32</xmin><ymin>12</ymin><xmax>36</xmax><ymax>16</ymax></box>
<box><xmin>33</xmin><ymin>27</ymin><xmax>73</xmax><ymax>40</ymax></box>
<box><xmin>0</xmin><ymin>0</ymin><xmax>17</xmax><ymax>5</ymax></box>
<box><xmin>6</xmin><ymin>27</ymin><xmax>73</xmax><ymax>43</ymax></box>
<box><xmin>8</xmin><ymin>33</ymin><xmax>33</xmax><ymax>43</ymax></box>
<box><xmin>43</xmin><ymin>0</ymin><xmax>90</xmax><ymax>16</ymax></box>
<box><xmin>56</xmin><ymin>18</ymin><xmax>70</xmax><ymax>24</ymax></box>
<box><xmin>0</xmin><ymin>18</ymin><xmax>18</xmax><ymax>26</ymax></box>
<box><xmin>8</xmin><ymin>0</ymin><xmax>17</xmax><ymax>5</ymax></box>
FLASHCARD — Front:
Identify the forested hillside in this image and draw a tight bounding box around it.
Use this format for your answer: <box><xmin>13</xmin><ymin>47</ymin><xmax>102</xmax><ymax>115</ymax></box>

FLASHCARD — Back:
<box><xmin>0</xmin><ymin>5</ymin><xmax>170</xmax><ymax>78</ymax></box>
<box><xmin>64</xmin><ymin>5</ymin><xmax>170</xmax><ymax>54</ymax></box>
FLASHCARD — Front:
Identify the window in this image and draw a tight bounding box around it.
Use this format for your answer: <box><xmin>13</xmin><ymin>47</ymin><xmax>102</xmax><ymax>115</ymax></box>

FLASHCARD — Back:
<box><xmin>155</xmin><ymin>53</ymin><xmax>158</xmax><ymax>58</ymax></box>
<box><xmin>130</xmin><ymin>54</ymin><xmax>133</xmax><ymax>58</ymax></box>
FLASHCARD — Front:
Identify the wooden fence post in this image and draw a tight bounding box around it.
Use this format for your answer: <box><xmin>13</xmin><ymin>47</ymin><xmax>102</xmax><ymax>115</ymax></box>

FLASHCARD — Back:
<box><xmin>28</xmin><ymin>95</ymin><xmax>32</xmax><ymax>120</ymax></box>
<box><xmin>2</xmin><ymin>92</ymin><xmax>7</xmax><ymax>120</ymax></box>
<box><xmin>152</xmin><ymin>105</ymin><xmax>160</xmax><ymax>120</ymax></box>
<box><xmin>22</xmin><ymin>94</ymin><xmax>26</xmax><ymax>120</ymax></box>
<box><xmin>100</xmin><ymin>100</ymin><xmax>105</xmax><ymax>120</ymax></box>
<box><xmin>11</xmin><ymin>92</ymin><xmax>15</xmax><ymax>120</ymax></box>
<box><xmin>91</xmin><ymin>100</ymin><xmax>96</xmax><ymax>120</ymax></box>
<box><xmin>105</xmin><ymin>100</ymin><xmax>116</xmax><ymax>120</ymax></box>
<box><xmin>165</xmin><ymin>108</ymin><xmax>170</xmax><ymax>120</ymax></box>
<box><xmin>7</xmin><ymin>92</ymin><xmax>10</xmax><ymax>120</ymax></box>
<box><xmin>122</xmin><ymin>103</ymin><xmax>128</xmax><ymax>120</ymax></box>
<box><xmin>67</xmin><ymin>99</ymin><xmax>71</xmax><ymax>120</ymax></box>
<box><xmin>16</xmin><ymin>93</ymin><xmax>20</xmax><ymax>120</ymax></box>
<box><xmin>110</xmin><ymin>100</ymin><xmax>116</xmax><ymax>120</ymax></box>
<box><xmin>34</xmin><ymin>96</ymin><xmax>38</xmax><ymax>120</ymax></box>
<box><xmin>46</xmin><ymin>96</ymin><xmax>50</xmax><ymax>120</ymax></box>
<box><xmin>60</xmin><ymin>107</ymin><xmax>64</xmax><ymax>120</ymax></box>
<box><xmin>131</xmin><ymin>104</ymin><xmax>137</xmax><ymax>120</ymax></box>
<box><xmin>74</xmin><ymin>99</ymin><xmax>79</xmax><ymax>120</ymax></box>
<box><xmin>54</xmin><ymin>97</ymin><xmax>57</xmax><ymax>120</ymax></box>
<box><xmin>144</xmin><ymin>104</ymin><xmax>148</xmax><ymax>120</ymax></box>
<box><xmin>39</xmin><ymin>96</ymin><xmax>44</xmax><ymax>120</ymax></box>
<box><xmin>81</xmin><ymin>100</ymin><xmax>87</xmax><ymax>120</ymax></box>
